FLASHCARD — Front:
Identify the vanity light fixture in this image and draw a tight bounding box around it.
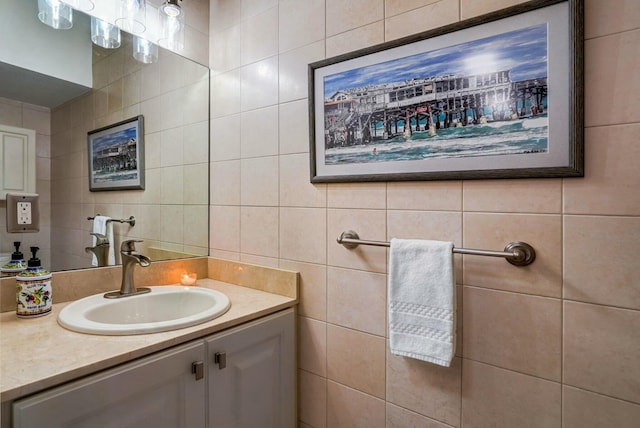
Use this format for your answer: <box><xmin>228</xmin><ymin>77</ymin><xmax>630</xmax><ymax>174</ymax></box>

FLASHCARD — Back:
<box><xmin>158</xmin><ymin>0</ymin><xmax>184</xmax><ymax>51</ymax></box>
<box><xmin>160</xmin><ymin>0</ymin><xmax>182</xmax><ymax>18</ymax></box>
<box><xmin>133</xmin><ymin>36</ymin><xmax>159</xmax><ymax>64</ymax></box>
<box><xmin>38</xmin><ymin>0</ymin><xmax>73</xmax><ymax>30</ymax></box>
<box><xmin>115</xmin><ymin>0</ymin><xmax>147</xmax><ymax>35</ymax></box>
<box><xmin>64</xmin><ymin>0</ymin><xmax>95</xmax><ymax>12</ymax></box>
<box><xmin>91</xmin><ymin>17</ymin><xmax>121</xmax><ymax>49</ymax></box>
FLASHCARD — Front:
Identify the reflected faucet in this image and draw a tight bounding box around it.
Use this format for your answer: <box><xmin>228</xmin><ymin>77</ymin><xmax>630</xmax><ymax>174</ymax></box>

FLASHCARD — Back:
<box><xmin>85</xmin><ymin>233</ymin><xmax>109</xmax><ymax>267</ymax></box>
<box><xmin>104</xmin><ymin>240</ymin><xmax>152</xmax><ymax>299</ymax></box>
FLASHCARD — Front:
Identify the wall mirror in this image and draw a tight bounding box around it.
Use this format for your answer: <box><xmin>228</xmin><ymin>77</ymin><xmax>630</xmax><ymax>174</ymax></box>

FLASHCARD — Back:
<box><xmin>0</xmin><ymin>1</ymin><xmax>209</xmax><ymax>272</ymax></box>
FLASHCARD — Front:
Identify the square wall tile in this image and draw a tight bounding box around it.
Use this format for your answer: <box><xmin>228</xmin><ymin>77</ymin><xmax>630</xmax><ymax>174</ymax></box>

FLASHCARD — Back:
<box><xmin>326</xmin><ymin>21</ymin><xmax>384</xmax><ymax>57</ymax></box>
<box><xmin>280</xmin><ymin>153</ymin><xmax>327</xmax><ymax>208</ymax></box>
<box><xmin>564</xmin><ymin>301</ymin><xmax>640</xmax><ymax>403</ymax></box>
<box><xmin>210</xmin><ymin>24</ymin><xmax>241</xmax><ymax>75</ymax></box>
<box><xmin>386</xmin><ymin>0</ymin><xmax>459</xmax><ymax>41</ymax></box>
<box><xmin>463</xmin><ymin>179</ymin><xmax>561</xmax><ymax>213</ymax></box>
<box><xmin>279</xmin><ymin>99</ymin><xmax>310</xmax><ymax>155</ymax></box>
<box><xmin>279</xmin><ymin>41</ymin><xmax>325</xmax><ymax>103</ymax></box>
<box><xmin>463</xmin><ymin>286</ymin><xmax>561</xmax><ymax>381</ymax></box>
<box><xmin>210</xmin><ymin>70</ymin><xmax>241</xmax><ymax>119</ymax></box>
<box><xmin>298</xmin><ymin>316</ymin><xmax>327</xmax><ymax>376</ymax></box>
<box><xmin>563</xmin><ymin>386</ymin><xmax>640</xmax><ymax>428</ymax></box>
<box><xmin>584</xmin><ymin>30</ymin><xmax>640</xmax><ymax>127</ymax></box>
<box><xmin>279</xmin><ymin>260</ymin><xmax>327</xmax><ymax>321</ymax></box>
<box><xmin>462</xmin><ymin>360</ymin><xmax>561</xmax><ymax>428</ymax></box>
<box><xmin>564</xmin><ymin>124</ymin><xmax>640</xmax><ymax>216</ymax></box>
<box><xmin>241</xmin><ymin>105</ymin><xmax>279</xmax><ymax>158</ymax></box>
<box><xmin>327</xmin><ymin>267</ymin><xmax>386</xmax><ymax>336</ymax></box>
<box><xmin>210</xmin><ymin>205</ymin><xmax>240</xmax><ymax>252</ymax></box>
<box><xmin>183</xmin><ymin>205</ymin><xmax>208</xmax><ymax>248</ymax></box>
<box><xmin>328</xmin><ymin>182</ymin><xmax>386</xmax><ymax>209</ymax></box>
<box><xmin>585</xmin><ymin>0</ymin><xmax>640</xmax><ymax>39</ymax></box>
<box><xmin>241</xmin><ymin>6</ymin><xmax>278</xmax><ymax>65</ymax></box>
<box><xmin>240</xmin><ymin>56</ymin><xmax>279</xmax><ymax>111</ymax></box>
<box><xmin>279</xmin><ymin>0</ymin><xmax>325</xmax><ymax>53</ymax></box>
<box><xmin>210</xmin><ymin>0</ymin><xmax>240</xmax><ymax>33</ymax></box>
<box><xmin>463</xmin><ymin>213</ymin><xmax>562</xmax><ymax>297</ymax></box>
<box><xmin>240</xmin><ymin>206</ymin><xmax>279</xmax><ymax>257</ymax></box>
<box><xmin>327</xmin><ymin>381</ymin><xmax>385</xmax><ymax>428</ymax></box>
<box><xmin>386</xmin><ymin>350</ymin><xmax>461</xmax><ymax>427</ymax></box>
<box><xmin>280</xmin><ymin>207</ymin><xmax>327</xmax><ymax>264</ymax></box>
<box><xmin>460</xmin><ymin>0</ymin><xmax>530</xmax><ymax>19</ymax></box>
<box><xmin>327</xmin><ymin>324</ymin><xmax>386</xmax><ymax>399</ymax></box>
<box><xmin>211</xmin><ymin>160</ymin><xmax>241</xmax><ymax>205</ymax></box>
<box><xmin>564</xmin><ymin>215</ymin><xmax>640</xmax><ymax>310</ymax></box>
<box><xmin>241</xmin><ymin>0</ymin><xmax>277</xmax><ymax>20</ymax></box>
<box><xmin>386</xmin><ymin>402</ymin><xmax>452</xmax><ymax>428</ymax></box>
<box><xmin>210</xmin><ymin>113</ymin><xmax>241</xmax><ymax>161</ymax></box>
<box><xmin>326</xmin><ymin>0</ymin><xmax>384</xmax><ymax>37</ymax></box>
<box><xmin>387</xmin><ymin>181</ymin><xmax>462</xmax><ymax>211</ymax></box>
<box><xmin>183</xmin><ymin>162</ymin><xmax>208</xmax><ymax>205</ymax></box>
<box><xmin>240</xmin><ymin>156</ymin><xmax>279</xmax><ymax>206</ymax></box>
<box><xmin>327</xmin><ymin>208</ymin><xmax>387</xmax><ymax>273</ymax></box>
<box><xmin>299</xmin><ymin>370</ymin><xmax>327</xmax><ymax>428</ymax></box>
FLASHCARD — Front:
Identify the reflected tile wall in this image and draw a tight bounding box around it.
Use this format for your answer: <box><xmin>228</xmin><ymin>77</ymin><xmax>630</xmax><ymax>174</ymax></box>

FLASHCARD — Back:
<box><xmin>208</xmin><ymin>0</ymin><xmax>640</xmax><ymax>426</ymax></box>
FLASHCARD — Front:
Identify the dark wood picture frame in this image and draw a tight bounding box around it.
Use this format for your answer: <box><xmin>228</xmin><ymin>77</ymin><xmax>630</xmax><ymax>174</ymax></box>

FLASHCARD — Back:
<box><xmin>309</xmin><ymin>0</ymin><xmax>583</xmax><ymax>182</ymax></box>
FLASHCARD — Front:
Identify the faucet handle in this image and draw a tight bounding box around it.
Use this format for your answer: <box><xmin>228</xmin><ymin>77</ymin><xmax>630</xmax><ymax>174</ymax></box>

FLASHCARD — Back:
<box><xmin>90</xmin><ymin>233</ymin><xmax>109</xmax><ymax>245</ymax></box>
<box><xmin>121</xmin><ymin>239</ymin><xmax>143</xmax><ymax>253</ymax></box>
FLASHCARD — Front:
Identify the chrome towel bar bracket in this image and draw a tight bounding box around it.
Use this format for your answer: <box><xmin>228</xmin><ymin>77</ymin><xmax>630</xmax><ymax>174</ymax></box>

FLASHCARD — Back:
<box><xmin>337</xmin><ymin>230</ymin><xmax>536</xmax><ymax>267</ymax></box>
<box><xmin>88</xmin><ymin>215</ymin><xmax>136</xmax><ymax>227</ymax></box>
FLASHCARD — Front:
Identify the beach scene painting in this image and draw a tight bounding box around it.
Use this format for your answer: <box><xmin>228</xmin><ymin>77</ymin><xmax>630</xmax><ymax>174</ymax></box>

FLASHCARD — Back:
<box><xmin>88</xmin><ymin>116</ymin><xmax>145</xmax><ymax>191</ymax></box>
<box><xmin>310</xmin><ymin>0</ymin><xmax>582</xmax><ymax>182</ymax></box>
<box><xmin>322</xmin><ymin>23</ymin><xmax>548</xmax><ymax>166</ymax></box>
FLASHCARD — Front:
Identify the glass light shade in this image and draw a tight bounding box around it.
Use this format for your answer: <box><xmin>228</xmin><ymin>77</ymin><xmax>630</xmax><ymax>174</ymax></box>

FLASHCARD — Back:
<box><xmin>91</xmin><ymin>17</ymin><xmax>121</xmax><ymax>49</ymax></box>
<box><xmin>62</xmin><ymin>0</ymin><xmax>95</xmax><ymax>11</ymax></box>
<box><xmin>38</xmin><ymin>0</ymin><xmax>73</xmax><ymax>30</ymax></box>
<box><xmin>158</xmin><ymin>8</ymin><xmax>184</xmax><ymax>51</ymax></box>
<box><xmin>116</xmin><ymin>0</ymin><xmax>146</xmax><ymax>34</ymax></box>
<box><xmin>133</xmin><ymin>36</ymin><xmax>158</xmax><ymax>64</ymax></box>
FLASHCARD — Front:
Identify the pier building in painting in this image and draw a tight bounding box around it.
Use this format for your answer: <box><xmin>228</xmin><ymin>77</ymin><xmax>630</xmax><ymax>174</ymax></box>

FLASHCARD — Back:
<box><xmin>323</xmin><ymin>70</ymin><xmax>547</xmax><ymax>148</ymax></box>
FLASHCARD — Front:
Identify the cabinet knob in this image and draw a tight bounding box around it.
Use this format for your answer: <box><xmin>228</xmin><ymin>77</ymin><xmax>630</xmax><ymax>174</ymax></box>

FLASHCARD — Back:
<box><xmin>191</xmin><ymin>361</ymin><xmax>204</xmax><ymax>380</ymax></box>
<box><xmin>214</xmin><ymin>352</ymin><xmax>227</xmax><ymax>369</ymax></box>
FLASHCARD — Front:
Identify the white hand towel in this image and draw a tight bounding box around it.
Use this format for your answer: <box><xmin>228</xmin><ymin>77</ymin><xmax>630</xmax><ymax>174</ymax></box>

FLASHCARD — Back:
<box><xmin>91</xmin><ymin>216</ymin><xmax>115</xmax><ymax>266</ymax></box>
<box><xmin>388</xmin><ymin>239</ymin><xmax>456</xmax><ymax>367</ymax></box>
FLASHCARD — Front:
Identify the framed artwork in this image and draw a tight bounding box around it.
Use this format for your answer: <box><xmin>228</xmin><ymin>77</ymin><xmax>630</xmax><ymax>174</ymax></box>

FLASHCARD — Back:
<box><xmin>88</xmin><ymin>115</ymin><xmax>145</xmax><ymax>191</ymax></box>
<box><xmin>309</xmin><ymin>0</ymin><xmax>583</xmax><ymax>182</ymax></box>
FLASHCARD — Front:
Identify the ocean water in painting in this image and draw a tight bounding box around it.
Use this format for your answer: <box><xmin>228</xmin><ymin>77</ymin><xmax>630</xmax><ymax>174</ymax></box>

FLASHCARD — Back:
<box><xmin>325</xmin><ymin>116</ymin><xmax>548</xmax><ymax>165</ymax></box>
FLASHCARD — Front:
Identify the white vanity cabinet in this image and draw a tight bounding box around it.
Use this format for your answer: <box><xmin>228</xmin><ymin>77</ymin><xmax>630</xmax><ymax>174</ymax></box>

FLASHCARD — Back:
<box><xmin>207</xmin><ymin>308</ymin><xmax>295</xmax><ymax>428</ymax></box>
<box><xmin>10</xmin><ymin>309</ymin><xmax>295</xmax><ymax>428</ymax></box>
<box><xmin>12</xmin><ymin>341</ymin><xmax>206</xmax><ymax>428</ymax></box>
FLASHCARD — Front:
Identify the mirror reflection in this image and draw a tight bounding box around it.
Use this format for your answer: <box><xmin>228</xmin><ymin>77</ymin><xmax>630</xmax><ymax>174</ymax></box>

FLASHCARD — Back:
<box><xmin>0</xmin><ymin>1</ymin><xmax>209</xmax><ymax>272</ymax></box>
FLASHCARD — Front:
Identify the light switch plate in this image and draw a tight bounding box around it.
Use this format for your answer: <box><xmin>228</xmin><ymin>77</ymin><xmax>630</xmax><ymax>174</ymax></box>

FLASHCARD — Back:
<box><xmin>6</xmin><ymin>193</ymin><xmax>40</xmax><ymax>233</ymax></box>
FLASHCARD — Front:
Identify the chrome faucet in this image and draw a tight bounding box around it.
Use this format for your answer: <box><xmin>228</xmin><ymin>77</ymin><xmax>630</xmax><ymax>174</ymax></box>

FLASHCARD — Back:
<box><xmin>85</xmin><ymin>233</ymin><xmax>109</xmax><ymax>267</ymax></box>
<box><xmin>104</xmin><ymin>240</ymin><xmax>152</xmax><ymax>299</ymax></box>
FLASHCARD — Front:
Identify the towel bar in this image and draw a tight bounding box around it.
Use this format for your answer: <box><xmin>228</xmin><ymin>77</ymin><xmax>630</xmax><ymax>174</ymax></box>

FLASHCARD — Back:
<box><xmin>337</xmin><ymin>230</ymin><xmax>535</xmax><ymax>267</ymax></box>
<box><xmin>87</xmin><ymin>215</ymin><xmax>136</xmax><ymax>227</ymax></box>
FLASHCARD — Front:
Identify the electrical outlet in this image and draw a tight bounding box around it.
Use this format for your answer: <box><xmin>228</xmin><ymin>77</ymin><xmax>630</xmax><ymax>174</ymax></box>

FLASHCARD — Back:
<box><xmin>18</xmin><ymin>202</ymin><xmax>32</xmax><ymax>224</ymax></box>
<box><xmin>6</xmin><ymin>193</ymin><xmax>40</xmax><ymax>233</ymax></box>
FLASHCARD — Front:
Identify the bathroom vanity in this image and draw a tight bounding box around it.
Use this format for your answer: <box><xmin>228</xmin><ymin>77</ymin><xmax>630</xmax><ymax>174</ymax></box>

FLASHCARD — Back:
<box><xmin>0</xmin><ymin>278</ymin><xmax>297</xmax><ymax>428</ymax></box>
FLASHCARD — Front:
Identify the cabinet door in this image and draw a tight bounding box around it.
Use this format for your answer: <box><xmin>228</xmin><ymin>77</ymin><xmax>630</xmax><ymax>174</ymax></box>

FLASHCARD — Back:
<box><xmin>207</xmin><ymin>309</ymin><xmax>295</xmax><ymax>428</ymax></box>
<box><xmin>0</xmin><ymin>125</ymin><xmax>35</xmax><ymax>198</ymax></box>
<box><xmin>12</xmin><ymin>341</ymin><xmax>206</xmax><ymax>428</ymax></box>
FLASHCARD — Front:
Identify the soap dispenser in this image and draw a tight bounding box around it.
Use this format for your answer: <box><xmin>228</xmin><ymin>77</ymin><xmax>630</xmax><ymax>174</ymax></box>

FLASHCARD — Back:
<box><xmin>1</xmin><ymin>241</ymin><xmax>27</xmax><ymax>277</ymax></box>
<box><xmin>15</xmin><ymin>247</ymin><xmax>52</xmax><ymax>318</ymax></box>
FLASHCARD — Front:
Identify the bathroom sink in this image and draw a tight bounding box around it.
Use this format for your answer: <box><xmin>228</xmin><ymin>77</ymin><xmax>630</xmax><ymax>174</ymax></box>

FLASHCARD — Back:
<box><xmin>58</xmin><ymin>286</ymin><xmax>231</xmax><ymax>335</ymax></box>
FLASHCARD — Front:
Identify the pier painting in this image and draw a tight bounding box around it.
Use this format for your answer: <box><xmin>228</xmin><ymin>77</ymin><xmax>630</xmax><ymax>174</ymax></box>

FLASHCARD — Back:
<box><xmin>310</xmin><ymin>0</ymin><xmax>582</xmax><ymax>182</ymax></box>
<box><xmin>321</xmin><ymin>23</ymin><xmax>549</xmax><ymax>166</ymax></box>
<box><xmin>88</xmin><ymin>116</ymin><xmax>145</xmax><ymax>191</ymax></box>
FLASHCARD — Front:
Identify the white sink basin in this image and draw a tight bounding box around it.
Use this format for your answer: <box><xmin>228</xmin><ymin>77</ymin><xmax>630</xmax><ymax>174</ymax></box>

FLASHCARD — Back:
<box><xmin>58</xmin><ymin>286</ymin><xmax>231</xmax><ymax>335</ymax></box>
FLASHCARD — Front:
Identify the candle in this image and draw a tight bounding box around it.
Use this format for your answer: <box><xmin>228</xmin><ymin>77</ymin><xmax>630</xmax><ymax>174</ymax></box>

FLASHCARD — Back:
<box><xmin>180</xmin><ymin>272</ymin><xmax>197</xmax><ymax>285</ymax></box>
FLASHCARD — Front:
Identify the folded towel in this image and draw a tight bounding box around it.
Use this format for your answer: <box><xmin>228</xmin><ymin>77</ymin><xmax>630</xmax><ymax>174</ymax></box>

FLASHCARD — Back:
<box><xmin>388</xmin><ymin>239</ymin><xmax>456</xmax><ymax>367</ymax></box>
<box><xmin>91</xmin><ymin>216</ymin><xmax>115</xmax><ymax>266</ymax></box>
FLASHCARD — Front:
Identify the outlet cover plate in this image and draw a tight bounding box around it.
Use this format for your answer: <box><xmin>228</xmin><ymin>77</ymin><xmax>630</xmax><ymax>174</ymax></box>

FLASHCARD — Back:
<box><xmin>6</xmin><ymin>193</ymin><xmax>40</xmax><ymax>233</ymax></box>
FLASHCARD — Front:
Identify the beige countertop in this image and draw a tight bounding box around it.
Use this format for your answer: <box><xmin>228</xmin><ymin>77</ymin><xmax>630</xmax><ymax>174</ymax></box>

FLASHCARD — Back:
<box><xmin>0</xmin><ymin>279</ymin><xmax>296</xmax><ymax>403</ymax></box>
